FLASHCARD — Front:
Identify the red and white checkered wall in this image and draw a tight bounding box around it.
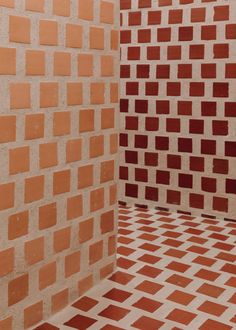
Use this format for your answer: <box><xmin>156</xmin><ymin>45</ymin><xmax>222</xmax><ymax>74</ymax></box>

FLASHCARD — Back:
<box><xmin>119</xmin><ymin>0</ymin><xmax>236</xmax><ymax>220</ymax></box>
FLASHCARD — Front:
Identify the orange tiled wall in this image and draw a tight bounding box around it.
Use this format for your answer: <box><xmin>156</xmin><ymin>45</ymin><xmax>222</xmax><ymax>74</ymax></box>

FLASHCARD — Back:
<box><xmin>0</xmin><ymin>1</ymin><xmax>119</xmax><ymax>329</ymax></box>
<box><xmin>120</xmin><ymin>0</ymin><xmax>236</xmax><ymax>221</ymax></box>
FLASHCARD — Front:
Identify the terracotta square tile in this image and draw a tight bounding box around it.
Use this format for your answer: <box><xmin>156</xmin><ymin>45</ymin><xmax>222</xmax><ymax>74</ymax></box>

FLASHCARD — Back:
<box><xmin>137</xmin><ymin>265</ymin><xmax>162</xmax><ymax>278</ymax></box>
<box><xmin>225</xmin><ymin>276</ymin><xmax>236</xmax><ymax>288</ymax></box>
<box><xmin>135</xmin><ymin>280</ymin><xmax>163</xmax><ymax>294</ymax></box>
<box><xmin>162</xmin><ymin>238</ymin><xmax>184</xmax><ymax>247</ymax></box>
<box><xmin>136</xmin><ymin>219</ymin><xmax>154</xmax><ymax>225</ymax></box>
<box><xmin>100</xmin><ymin>325</ymin><xmax>124</xmax><ymax>330</ymax></box>
<box><xmin>119</xmin><ymin>222</ymin><xmax>132</xmax><ymax>228</ymax></box>
<box><xmin>132</xmin><ymin>297</ymin><xmax>162</xmax><ymax>312</ymax></box>
<box><xmin>138</xmin><ymin>243</ymin><xmax>161</xmax><ymax>252</ymax></box>
<box><xmin>213</xmin><ymin>242</ymin><xmax>234</xmax><ymax>251</ymax></box>
<box><xmin>164</xmin><ymin>248</ymin><xmax>187</xmax><ymax>259</ymax></box>
<box><xmin>98</xmin><ymin>305</ymin><xmax>130</xmax><ymax>321</ymax></box>
<box><xmin>118</xmin><ymin>229</ymin><xmax>134</xmax><ymax>236</ymax></box>
<box><xmin>228</xmin><ymin>292</ymin><xmax>236</xmax><ymax>304</ymax></box>
<box><xmin>205</xmin><ymin>225</ymin><xmax>224</xmax><ymax>232</ymax></box>
<box><xmin>215</xmin><ymin>252</ymin><xmax>236</xmax><ymax>263</ymax></box>
<box><xmin>138</xmin><ymin>254</ymin><xmax>161</xmax><ymax>264</ymax></box>
<box><xmin>117</xmin><ymin>246</ymin><xmax>136</xmax><ymax>256</ymax></box>
<box><xmin>162</xmin><ymin>230</ymin><xmax>182</xmax><ymax>238</ymax></box>
<box><xmin>117</xmin><ymin>257</ymin><xmax>136</xmax><ymax>269</ymax></box>
<box><xmin>187</xmin><ymin>236</ymin><xmax>208</xmax><ymax>245</ymax></box>
<box><xmin>187</xmin><ymin>245</ymin><xmax>209</xmax><ymax>255</ymax></box>
<box><xmin>64</xmin><ymin>314</ymin><xmax>97</xmax><ymax>330</ymax></box>
<box><xmin>109</xmin><ymin>271</ymin><xmax>135</xmax><ymax>285</ymax></box>
<box><xmin>192</xmin><ymin>256</ymin><xmax>216</xmax><ymax>267</ymax></box>
<box><xmin>165</xmin><ymin>274</ymin><xmax>193</xmax><ymax>288</ymax></box>
<box><xmin>184</xmin><ymin>228</ymin><xmax>204</xmax><ymax>235</ymax></box>
<box><xmin>166</xmin><ymin>261</ymin><xmax>190</xmax><ymax>273</ymax></box>
<box><xmin>182</xmin><ymin>221</ymin><xmax>199</xmax><ymax>228</ymax></box>
<box><xmin>138</xmin><ymin>233</ymin><xmax>159</xmax><ymax>241</ymax></box>
<box><xmin>118</xmin><ymin>236</ymin><xmax>134</xmax><ymax>244</ymax></box>
<box><xmin>167</xmin><ymin>290</ymin><xmax>196</xmax><ymax>306</ymax></box>
<box><xmin>198</xmin><ymin>300</ymin><xmax>228</xmax><ymax>316</ymax></box>
<box><xmin>221</xmin><ymin>263</ymin><xmax>236</xmax><ymax>275</ymax></box>
<box><xmin>72</xmin><ymin>296</ymin><xmax>98</xmax><ymax>312</ymax></box>
<box><xmin>103</xmin><ymin>288</ymin><xmax>132</xmax><ymax>303</ymax></box>
<box><xmin>208</xmin><ymin>233</ymin><xmax>229</xmax><ymax>241</ymax></box>
<box><xmin>138</xmin><ymin>225</ymin><xmax>157</xmax><ymax>233</ymax></box>
<box><xmin>166</xmin><ymin>308</ymin><xmax>197</xmax><ymax>325</ymax></box>
<box><xmin>136</xmin><ymin>212</ymin><xmax>152</xmax><ymax>218</ymax></box>
<box><xmin>132</xmin><ymin>316</ymin><xmax>164</xmax><ymax>329</ymax></box>
<box><xmin>194</xmin><ymin>268</ymin><xmax>220</xmax><ymax>281</ymax></box>
<box><xmin>160</xmin><ymin>224</ymin><xmax>178</xmax><ymax>230</ymax></box>
<box><xmin>196</xmin><ymin>283</ymin><xmax>225</xmax><ymax>298</ymax></box>
<box><xmin>199</xmin><ymin>319</ymin><xmax>233</xmax><ymax>330</ymax></box>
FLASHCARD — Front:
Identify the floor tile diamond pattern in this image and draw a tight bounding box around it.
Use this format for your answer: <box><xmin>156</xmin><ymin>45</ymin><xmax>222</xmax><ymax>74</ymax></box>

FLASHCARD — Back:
<box><xmin>34</xmin><ymin>207</ymin><xmax>236</xmax><ymax>330</ymax></box>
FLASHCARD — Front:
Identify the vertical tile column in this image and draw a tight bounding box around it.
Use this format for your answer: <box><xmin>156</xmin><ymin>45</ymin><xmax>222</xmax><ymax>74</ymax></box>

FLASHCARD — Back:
<box><xmin>0</xmin><ymin>0</ymin><xmax>119</xmax><ymax>329</ymax></box>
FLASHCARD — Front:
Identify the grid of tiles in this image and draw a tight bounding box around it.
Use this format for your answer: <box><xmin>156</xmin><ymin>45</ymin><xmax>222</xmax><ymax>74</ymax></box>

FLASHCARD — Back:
<box><xmin>0</xmin><ymin>1</ymin><xmax>119</xmax><ymax>329</ymax></box>
<box><xmin>119</xmin><ymin>0</ymin><xmax>236</xmax><ymax>220</ymax></box>
<box><xmin>34</xmin><ymin>206</ymin><xmax>236</xmax><ymax>329</ymax></box>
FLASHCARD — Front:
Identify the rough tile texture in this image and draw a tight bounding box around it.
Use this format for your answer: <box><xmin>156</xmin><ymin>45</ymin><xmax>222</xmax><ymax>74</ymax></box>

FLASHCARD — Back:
<box><xmin>34</xmin><ymin>206</ymin><xmax>236</xmax><ymax>330</ymax></box>
<box><xmin>119</xmin><ymin>0</ymin><xmax>236</xmax><ymax>221</ymax></box>
<box><xmin>0</xmin><ymin>1</ymin><xmax>119</xmax><ymax>329</ymax></box>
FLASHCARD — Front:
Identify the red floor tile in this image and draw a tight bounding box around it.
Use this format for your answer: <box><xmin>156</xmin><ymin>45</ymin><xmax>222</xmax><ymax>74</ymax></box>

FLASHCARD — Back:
<box><xmin>118</xmin><ymin>236</ymin><xmax>134</xmax><ymax>244</ymax></box>
<box><xmin>138</xmin><ymin>233</ymin><xmax>159</xmax><ymax>241</ymax></box>
<box><xmin>138</xmin><ymin>253</ymin><xmax>161</xmax><ymax>264</ymax></box>
<box><xmin>228</xmin><ymin>293</ymin><xmax>236</xmax><ymax>304</ymax></box>
<box><xmin>167</xmin><ymin>290</ymin><xmax>196</xmax><ymax>306</ymax></box>
<box><xmin>197</xmin><ymin>300</ymin><xmax>227</xmax><ymax>316</ymax></box>
<box><xmin>103</xmin><ymin>288</ymin><xmax>132</xmax><ymax>303</ymax></box>
<box><xmin>132</xmin><ymin>316</ymin><xmax>164</xmax><ymax>330</ymax></box>
<box><xmin>64</xmin><ymin>314</ymin><xmax>97</xmax><ymax>330</ymax></box>
<box><xmin>221</xmin><ymin>263</ymin><xmax>236</xmax><ymax>275</ymax></box>
<box><xmin>162</xmin><ymin>230</ymin><xmax>182</xmax><ymax>238</ymax></box>
<box><xmin>162</xmin><ymin>238</ymin><xmax>184</xmax><ymax>247</ymax></box>
<box><xmin>225</xmin><ymin>276</ymin><xmax>236</xmax><ymax>288</ymax></box>
<box><xmin>166</xmin><ymin>261</ymin><xmax>190</xmax><ymax>273</ymax></box>
<box><xmin>165</xmin><ymin>274</ymin><xmax>193</xmax><ymax>288</ymax></box>
<box><xmin>37</xmin><ymin>207</ymin><xmax>236</xmax><ymax>330</ymax></box>
<box><xmin>213</xmin><ymin>242</ymin><xmax>234</xmax><ymax>251</ymax></box>
<box><xmin>117</xmin><ymin>257</ymin><xmax>136</xmax><ymax>269</ymax></box>
<box><xmin>187</xmin><ymin>245</ymin><xmax>209</xmax><ymax>254</ymax></box>
<box><xmin>98</xmin><ymin>305</ymin><xmax>130</xmax><ymax>321</ymax></box>
<box><xmin>199</xmin><ymin>319</ymin><xmax>233</xmax><ymax>330</ymax></box>
<box><xmin>108</xmin><ymin>271</ymin><xmax>135</xmax><ymax>285</ymax></box>
<box><xmin>100</xmin><ymin>325</ymin><xmax>125</xmax><ymax>330</ymax></box>
<box><xmin>215</xmin><ymin>252</ymin><xmax>236</xmax><ymax>263</ymax></box>
<box><xmin>192</xmin><ymin>256</ymin><xmax>216</xmax><ymax>267</ymax></box>
<box><xmin>117</xmin><ymin>246</ymin><xmax>136</xmax><ymax>256</ymax></box>
<box><xmin>194</xmin><ymin>268</ymin><xmax>220</xmax><ymax>281</ymax></box>
<box><xmin>196</xmin><ymin>283</ymin><xmax>225</xmax><ymax>298</ymax></box>
<box><xmin>138</xmin><ymin>225</ymin><xmax>157</xmax><ymax>233</ymax></box>
<box><xmin>166</xmin><ymin>308</ymin><xmax>197</xmax><ymax>325</ymax></box>
<box><xmin>164</xmin><ymin>248</ymin><xmax>187</xmax><ymax>259</ymax></box>
<box><xmin>132</xmin><ymin>297</ymin><xmax>162</xmax><ymax>312</ymax></box>
<box><xmin>135</xmin><ymin>280</ymin><xmax>163</xmax><ymax>294</ymax></box>
<box><xmin>72</xmin><ymin>296</ymin><xmax>98</xmax><ymax>312</ymax></box>
<box><xmin>136</xmin><ymin>265</ymin><xmax>162</xmax><ymax>278</ymax></box>
<box><xmin>138</xmin><ymin>242</ymin><xmax>161</xmax><ymax>252</ymax></box>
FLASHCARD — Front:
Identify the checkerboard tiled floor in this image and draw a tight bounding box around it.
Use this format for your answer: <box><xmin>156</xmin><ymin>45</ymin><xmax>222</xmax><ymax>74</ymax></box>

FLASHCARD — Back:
<box><xmin>34</xmin><ymin>206</ymin><xmax>236</xmax><ymax>330</ymax></box>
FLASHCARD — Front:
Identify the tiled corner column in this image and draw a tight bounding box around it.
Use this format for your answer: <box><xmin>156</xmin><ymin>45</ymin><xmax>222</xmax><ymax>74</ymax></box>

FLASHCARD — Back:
<box><xmin>0</xmin><ymin>0</ymin><xmax>119</xmax><ymax>329</ymax></box>
<box><xmin>119</xmin><ymin>0</ymin><xmax>236</xmax><ymax>221</ymax></box>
